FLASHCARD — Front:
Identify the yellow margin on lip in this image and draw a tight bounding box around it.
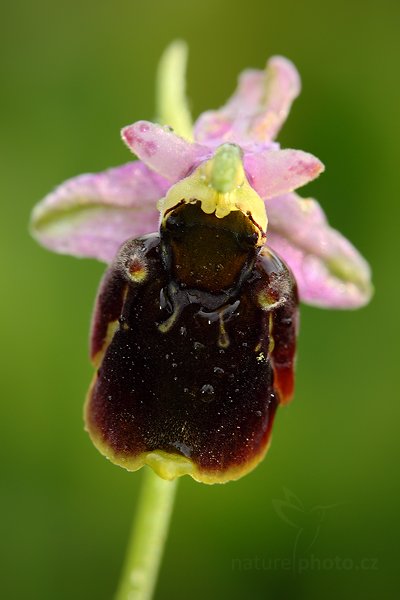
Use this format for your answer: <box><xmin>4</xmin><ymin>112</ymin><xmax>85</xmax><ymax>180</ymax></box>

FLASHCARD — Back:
<box><xmin>84</xmin><ymin>373</ymin><xmax>272</xmax><ymax>485</ymax></box>
<box><xmin>91</xmin><ymin>285</ymin><xmax>130</xmax><ymax>368</ymax></box>
<box><xmin>91</xmin><ymin>319</ymin><xmax>119</xmax><ymax>368</ymax></box>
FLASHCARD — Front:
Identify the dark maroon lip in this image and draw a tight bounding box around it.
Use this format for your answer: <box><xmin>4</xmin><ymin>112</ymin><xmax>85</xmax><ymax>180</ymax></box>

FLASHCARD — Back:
<box><xmin>86</xmin><ymin>218</ymin><xmax>298</xmax><ymax>481</ymax></box>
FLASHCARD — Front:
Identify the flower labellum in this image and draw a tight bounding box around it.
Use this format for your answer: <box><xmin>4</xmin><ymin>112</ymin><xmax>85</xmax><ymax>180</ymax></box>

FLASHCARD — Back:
<box><xmin>86</xmin><ymin>146</ymin><xmax>298</xmax><ymax>483</ymax></box>
<box><xmin>30</xmin><ymin>42</ymin><xmax>372</xmax><ymax>483</ymax></box>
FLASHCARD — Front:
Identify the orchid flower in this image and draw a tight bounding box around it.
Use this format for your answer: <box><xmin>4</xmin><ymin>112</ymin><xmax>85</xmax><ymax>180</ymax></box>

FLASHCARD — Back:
<box><xmin>30</xmin><ymin>43</ymin><xmax>372</xmax><ymax>483</ymax></box>
<box><xmin>30</xmin><ymin>42</ymin><xmax>373</xmax><ymax>600</ymax></box>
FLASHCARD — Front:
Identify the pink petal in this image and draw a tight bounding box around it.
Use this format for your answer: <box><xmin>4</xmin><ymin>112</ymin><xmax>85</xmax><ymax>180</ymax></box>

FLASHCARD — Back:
<box><xmin>121</xmin><ymin>120</ymin><xmax>210</xmax><ymax>182</ymax></box>
<box><xmin>31</xmin><ymin>162</ymin><xmax>169</xmax><ymax>263</ymax></box>
<box><xmin>194</xmin><ymin>56</ymin><xmax>301</xmax><ymax>146</ymax></box>
<box><xmin>266</xmin><ymin>193</ymin><xmax>373</xmax><ymax>308</ymax></box>
<box><xmin>244</xmin><ymin>149</ymin><xmax>324</xmax><ymax>199</ymax></box>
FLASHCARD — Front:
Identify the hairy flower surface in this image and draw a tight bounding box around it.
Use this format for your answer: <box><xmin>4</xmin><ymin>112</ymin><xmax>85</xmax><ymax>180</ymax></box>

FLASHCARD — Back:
<box><xmin>31</xmin><ymin>46</ymin><xmax>372</xmax><ymax>483</ymax></box>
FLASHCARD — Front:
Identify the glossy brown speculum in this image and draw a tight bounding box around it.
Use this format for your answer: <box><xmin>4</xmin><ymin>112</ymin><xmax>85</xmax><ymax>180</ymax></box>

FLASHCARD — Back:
<box><xmin>162</xmin><ymin>202</ymin><xmax>260</xmax><ymax>292</ymax></box>
<box><xmin>86</xmin><ymin>203</ymin><xmax>298</xmax><ymax>483</ymax></box>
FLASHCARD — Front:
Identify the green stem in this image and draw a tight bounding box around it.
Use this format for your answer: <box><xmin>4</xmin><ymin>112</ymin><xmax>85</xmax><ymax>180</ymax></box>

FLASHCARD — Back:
<box><xmin>115</xmin><ymin>468</ymin><xmax>178</xmax><ymax>600</ymax></box>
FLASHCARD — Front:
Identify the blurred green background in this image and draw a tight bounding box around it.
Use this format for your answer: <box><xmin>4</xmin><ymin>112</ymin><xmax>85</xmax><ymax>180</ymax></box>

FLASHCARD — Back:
<box><xmin>1</xmin><ymin>0</ymin><xmax>398</xmax><ymax>598</ymax></box>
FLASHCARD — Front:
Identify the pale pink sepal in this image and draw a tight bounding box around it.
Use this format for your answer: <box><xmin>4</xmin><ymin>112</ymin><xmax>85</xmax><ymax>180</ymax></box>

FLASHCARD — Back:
<box><xmin>266</xmin><ymin>193</ymin><xmax>373</xmax><ymax>308</ymax></box>
<box><xmin>31</xmin><ymin>162</ymin><xmax>168</xmax><ymax>263</ymax></box>
<box><xmin>194</xmin><ymin>56</ymin><xmax>301</xmax><ymax>146</ymax></box>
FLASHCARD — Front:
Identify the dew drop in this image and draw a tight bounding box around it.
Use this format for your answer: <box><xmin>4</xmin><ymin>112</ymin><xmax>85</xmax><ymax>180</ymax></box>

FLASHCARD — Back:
<box><xmin>200</xmin><ymin>384</ymin><xmax>215</xmax><ymax>403</ymax></box>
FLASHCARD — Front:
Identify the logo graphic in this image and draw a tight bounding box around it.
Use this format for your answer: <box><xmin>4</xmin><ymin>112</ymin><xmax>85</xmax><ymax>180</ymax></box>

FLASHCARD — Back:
<box><xmin>272</xmin><ymin>488</ymin><xmax>338</xmax><ymax>568</ymax></box>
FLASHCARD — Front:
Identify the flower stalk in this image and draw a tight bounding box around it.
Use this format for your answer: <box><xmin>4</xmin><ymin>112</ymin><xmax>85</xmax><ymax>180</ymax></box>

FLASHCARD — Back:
<box><xmin>115</xmin><ymin>469</ymin><xmax>178</xmax><ymax>600</ymax></box>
